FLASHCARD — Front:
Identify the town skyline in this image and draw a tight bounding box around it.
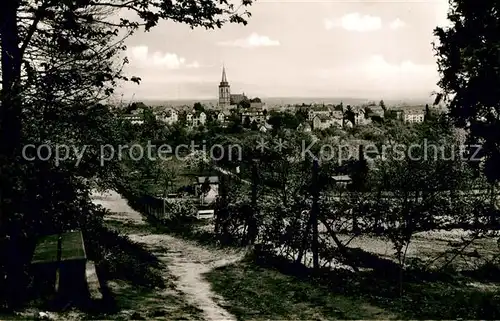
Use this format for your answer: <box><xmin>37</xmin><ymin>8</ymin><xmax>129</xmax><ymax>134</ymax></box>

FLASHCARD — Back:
<box><xmin>118</xmin><ymin>0</ymin><xmax>450</xmax><ymax>101</ymax></box>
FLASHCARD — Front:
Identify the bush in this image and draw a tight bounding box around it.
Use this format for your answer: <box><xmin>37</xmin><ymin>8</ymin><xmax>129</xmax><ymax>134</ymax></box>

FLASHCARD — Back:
<box><xmin>164</xmin><ymin>199</ymin><xmax>197</xmax><ymax>221</ymax></box>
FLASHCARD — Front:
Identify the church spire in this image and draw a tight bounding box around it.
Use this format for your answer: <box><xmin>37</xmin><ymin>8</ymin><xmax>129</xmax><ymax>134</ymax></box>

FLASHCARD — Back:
<box><xmin>221</xmin><ymin>64</ymin><xmax>228</xmax><ymax>83</ymax></box>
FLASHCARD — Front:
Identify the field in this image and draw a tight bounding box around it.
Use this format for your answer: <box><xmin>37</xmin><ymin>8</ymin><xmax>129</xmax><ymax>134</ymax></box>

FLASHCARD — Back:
<box><xmin>194</xmin><ymin>222</ymin><xmax>500</xmax><ymax>320</ymax></box>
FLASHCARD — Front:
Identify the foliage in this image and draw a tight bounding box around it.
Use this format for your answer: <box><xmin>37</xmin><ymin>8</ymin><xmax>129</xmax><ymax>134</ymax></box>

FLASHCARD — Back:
<box><xmin>433</xmin><ymin>0</ymin><xmax>500</xmax><ymax>182</ymax></box>
<box><xmin>267</xmin><ymin>111</ymin><xmax>301</xmax><ymax>131</ymax></box>
<box><xmin>164</xmin><ymin>199</ymin><xmax>198</xmax><ymax>221</ymax></box>
<box><xmin>0</xmin><ymin>0</ymin><xmax>254</xmax><ymax>307</ymax></box>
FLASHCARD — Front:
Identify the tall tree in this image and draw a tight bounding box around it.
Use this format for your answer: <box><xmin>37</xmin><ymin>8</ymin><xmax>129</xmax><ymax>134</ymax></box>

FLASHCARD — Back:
<box><xmin>379</xmin><ymin>99</ymin><xmax>386</xmax><ymax>112</ymax></box>
<box><xmin>0</xmin><ymin>0</ymin><xmax>253</xmax><ymax>304</ymax></box>
<box><xmin>433</xmin><ymin>0</ymin><xmax>500</xmax><ymax>183</ymax></box>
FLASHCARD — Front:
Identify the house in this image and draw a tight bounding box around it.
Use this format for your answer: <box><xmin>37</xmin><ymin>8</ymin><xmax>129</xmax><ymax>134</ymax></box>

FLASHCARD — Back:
<box><xmin>352</xmin><ymin>107</ymin><xmax>371</xmax><ymax>126</ymax></box>
<box><xmin>366</xmin><ymin>106</ymin><xmax>385</xmax><ymax>118</ymax></box>
<box><xmin>332</xmin><ymin>175</ymin><xmax>352</xmax><ymax>187</ymax></box>
<box><xmin>250</xmin><ymin>101</ymin><xmax>265</xmax><ymax>109</ymax></box>
<box><xmin>296</xmin><ymin>123</ymin><xmax>312</xmax><ymax>132</ymax></box>
<box><xmin>195</xmin><ymin>176</ymin><xmax>219</xmax><ymax>204</ymax></box>
<box><xmin>216</xmin><ymin>110</ymin><xmax>231</xmax><ymax>126</ymax></box>
<box><xmin>161</xmin><ymin>108</ymin><xmax>178</xmax><ymax>125</ymax></box>
<box><xmin>404</xmin><ymin>107</ymin><xmax>425</xmax><ymax>123</ymax></box>
<box><xmin>258</xmin><ymin>123</ymin><xmax>273</xmax><ymax>132</ymax></box>
<box><xmin>186</xmin><ymin>110</ymin><xmax>207</xmax><ymax>128</ymax></box>
<box><xmin>308</xmin><ymin>106</ymin><xmax>331</xmax><ymax>121</ymax></box>
<box><xmin>312</xmin><ymin>114</ymin><xmax>336</xmax><ymax>130</ymax></box>
<box><xmin>121</xmin><ymin>113</ymin><xmax>144</xmax><ymax>125</ymax></box>
<box><xmin>388</xmin><ymin>109</ymin><xmax>404</xmax><ymax>120</ymax></box>
<box><xmin>241</xmin><ymin>107</ymin><xmax>266</xmax><ymax>124</ymax></box>
<box><xmin>330</xmin><ymin>110</ymin><xmax>344</xmax><ymax>127</ymax></box>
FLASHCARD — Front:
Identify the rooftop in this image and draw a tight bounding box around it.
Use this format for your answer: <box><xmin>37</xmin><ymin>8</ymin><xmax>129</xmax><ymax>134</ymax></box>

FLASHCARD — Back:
<box><xmin>197</xmin><ymin>176</ymin><xmax>219</xmax><ymax>184</ymax></box>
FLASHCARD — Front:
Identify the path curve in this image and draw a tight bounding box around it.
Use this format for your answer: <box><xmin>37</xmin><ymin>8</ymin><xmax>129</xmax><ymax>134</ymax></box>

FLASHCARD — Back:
<box><xmin>92</xmin><ymin>190</ymin><xmax>243</xmax><ymax>321</ymax></box>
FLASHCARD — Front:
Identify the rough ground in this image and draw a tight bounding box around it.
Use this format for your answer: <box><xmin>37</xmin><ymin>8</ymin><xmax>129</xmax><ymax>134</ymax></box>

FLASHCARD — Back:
<box><xmin>93</xmin><ymin>190</ymin><xmax>246</xmax><ymax>321</ymax></box>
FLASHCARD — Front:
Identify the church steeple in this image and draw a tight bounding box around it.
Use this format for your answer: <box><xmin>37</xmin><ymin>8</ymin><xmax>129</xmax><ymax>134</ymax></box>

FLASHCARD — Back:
<box><xmin>218</xmin><ymin>64</ymin><xmax>231</xmax><ymax>109</ymax></box>
<box><xmin>221</xmin><ymin>64</ymin><xmax>228</xmax><ymax>84</ymax></box>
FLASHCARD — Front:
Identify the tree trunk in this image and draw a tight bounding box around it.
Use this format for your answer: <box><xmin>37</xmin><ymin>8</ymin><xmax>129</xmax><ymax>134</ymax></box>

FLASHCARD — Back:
<box><xmin>490</xmin><ymin>183</ymin><xmax>497</xmax><ymax>226</ymax></box>
<box><xmin>0</xmin><ymin>0</ymin><xmax>22</xmax><ymax>306</ymax></box>
<box><xmin>247</xmin><ymin>160</ymin><xmax>258</xmax><ymax>245</ymax></box>
<box><xmin>296</xmin><ymin>211</ymin><xmax>312</xmax><ymax>265</ymax></box>
<box><xmin>0</xmin><ymin>0</ymin><xmax>22</xmax><ymax>233</ymax></box>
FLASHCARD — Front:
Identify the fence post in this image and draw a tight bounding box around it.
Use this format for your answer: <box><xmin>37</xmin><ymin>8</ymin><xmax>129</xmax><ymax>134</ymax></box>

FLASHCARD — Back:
<box><xmin>311</xmin><ymin>159</ymin><xmax>320</xmax><ymax>271</ymax></box>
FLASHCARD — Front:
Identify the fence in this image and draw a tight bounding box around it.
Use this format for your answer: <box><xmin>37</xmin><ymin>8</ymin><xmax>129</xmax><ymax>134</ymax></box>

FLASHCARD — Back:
<box><xmin>115</xmin><ymin>185</ymin><xmax>167</xmax><ymax>221</ymax></box>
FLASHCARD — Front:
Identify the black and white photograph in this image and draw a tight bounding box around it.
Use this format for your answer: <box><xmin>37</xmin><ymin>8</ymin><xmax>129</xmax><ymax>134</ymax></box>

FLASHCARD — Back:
<box><xmin>1</xmin><ymin>0</ymin><xmax>500</xmax><ymax>319</ymax></box>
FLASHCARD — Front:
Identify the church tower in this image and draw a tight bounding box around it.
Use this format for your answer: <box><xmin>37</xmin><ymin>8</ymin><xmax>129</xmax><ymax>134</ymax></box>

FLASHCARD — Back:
<box><xmin>218</xmin><ymin>65</ymin><xmax>231</xmax><ymax>109</ymax></box>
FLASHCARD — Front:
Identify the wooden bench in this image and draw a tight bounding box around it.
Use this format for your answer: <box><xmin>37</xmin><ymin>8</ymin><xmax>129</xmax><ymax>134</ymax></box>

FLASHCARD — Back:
<box><xmin>31</xmin><ymin>231</ymin><xmax>92</xmax><ymax>304</ymax></box>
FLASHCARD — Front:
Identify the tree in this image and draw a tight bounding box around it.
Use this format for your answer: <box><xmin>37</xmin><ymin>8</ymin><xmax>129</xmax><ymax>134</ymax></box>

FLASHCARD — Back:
<box><xmin>0</xmin><ymin>0</ymin><xmax>254</xmax><ymax>305</ymax></box>
<box><xmin>243</xmin><ymin>116</ymin><xmax>251</xmax><ymax>128</ymax></box>
<box><xmin>194</xmin><ymin>102</ymin><xmax>204</xmax><ymax>112</ymax></box>
<box><xmin>250</xmin><ymin>120</ymin><xmax>259</xmax><ymax>131</ymax></box>
<box><xmin>200</xmin><ymin>177</ymin><xmax>212</xmax><ymax>204</ymax></box>
<box><xmin>267</xmin><ymin>112</ymin><xmax>300</xmax><ymax>130</ymax></box>
<box><xmin>344</xmin><ymin>105</ymin><xmax>356</xmax><ymax>125</ymax></box>
<box><xmin>267</xmin><ymin>112</ymin><xmax>283</xmax><ymax>130</ymax></box>
<box><xmin>379</xmin><ymin>100</ymin><xmax>386</xmax><ymax>112</ymax></box>
<box><xmin>424</xmin><ymin>103</ymin><xmax>432</xmax><ymax>122</ymax></box>
<box><xmin>433</xmin><ymin>0</ymin><xmax>500</xmax><ymax>183</ymax></box>
<box><xmin>238</xmin><ymin>100</ymin><xmax>250</xmax><ymax>109</ymax></box>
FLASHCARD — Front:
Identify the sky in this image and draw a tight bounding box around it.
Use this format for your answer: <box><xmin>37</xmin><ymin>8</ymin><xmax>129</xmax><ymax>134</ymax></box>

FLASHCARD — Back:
<box><xmin>118</xmin><ymin>0</ymin><xmax>451</xmax><ymax>101</ymax></box>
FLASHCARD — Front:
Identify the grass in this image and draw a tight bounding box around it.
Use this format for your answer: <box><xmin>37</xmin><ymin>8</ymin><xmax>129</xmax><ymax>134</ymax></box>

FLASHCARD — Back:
<box><xmin>205</xmin><ymin>258</ymin><xmax>395</xmax><ymax>320</ymax></box>
<box><xmin>205</xmin><ymin>251</ymin><xmax>500</xmax><ymax>320</ymax></box>
<box><xmin>84</xmin><ymin>217</ymin><xmax>205</xmax><ymax>320</ymax></box>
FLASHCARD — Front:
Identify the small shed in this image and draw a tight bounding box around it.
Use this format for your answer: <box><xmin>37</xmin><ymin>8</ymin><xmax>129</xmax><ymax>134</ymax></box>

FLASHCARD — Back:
<box><xmin>332</xmin><ymin>175</ymin><xmax>352</xmax><ymax>187</ymax></box>
<box><xmin>196</xmin><ymin>176</ymin><xmax>219</xmax><ymax>185</ymax></box>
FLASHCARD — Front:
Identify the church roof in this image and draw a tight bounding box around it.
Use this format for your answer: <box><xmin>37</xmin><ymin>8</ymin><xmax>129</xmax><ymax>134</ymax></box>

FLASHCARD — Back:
<box><xmin>220</xmin><ymin>65</ymin><xmax>228</xmax><ymax>85</ymax></box>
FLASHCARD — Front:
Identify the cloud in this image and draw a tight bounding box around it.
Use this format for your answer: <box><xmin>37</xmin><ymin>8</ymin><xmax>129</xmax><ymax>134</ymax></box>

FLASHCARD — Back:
<box><xmin>127</xmin><ymin>45</ymin><xmax>200</xmax><ymax>69</ymax></box>
<box><xmin>389</xmin><ymin>18</ymin><xmax>406</xmax><ymax>29</ymax></box>
<box><xmin>217</xmin><ymin>33</ymin><xmax>280</xmax><ymax>48</ymax></box>
<box><xmin>314</xmin><ymin>55</ymin><xmax>439</xmax><ymax>97</ymax></box>
<box><xmin>366</xmin><ymin>55</ymin><xmax>423</xmax><ymax>74</ymax></box>
<box><xmin>324</xmin><ymin>13</ymin><xmax>382</xmax><ymax>32</ymax></box>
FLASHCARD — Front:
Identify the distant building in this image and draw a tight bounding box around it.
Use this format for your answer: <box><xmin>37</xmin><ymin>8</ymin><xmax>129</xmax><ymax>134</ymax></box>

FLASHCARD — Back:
<box><xmin>404</xmin><ymin>107</ymin><xmax>425</xmax><ymax>123</ymax></box>
<box><xmin>297</xmin><ymin>123</ymin><xmax>312</xmax><ymax>133</ymax></box>
<box><xmin>330</xmin><ymin>110</ymin><xmax>344</xmax><ymax>127</ymax></box>
<box><xmin>312</xmin><ymin>114</ymin><xmax>337</xmax><ymax>130</ymax></box>
<box><xmin>250</xmin><ymin>101</ymin><xmax>265</xmax><ymax>109</ymax></box>
<box><xmin>121</xmin><ymin>114</ymin><xmax>144</xmax><ymax>125</ymax></box>
<box><xmin>186</xmin><ymin>110</ymin><xmax>207</xmax><ymax>128</ymax></box>
<box><xmin>352</xmin><ymin>106</ymin><xmax>371</xmax><ymax>126</ymax></box>
<box><xmin>216</xmin><ymin>110</ymin><xmax>231</xmax><ymax>127</ymax></box>
<box><xmin>332</xmin><ymin>175</ymin><xmax>352</xmax><ymax>187</ymax></box>
<box><xmin>230</xmin><ymin>93</ymin><xmax>247</xmax><ymax>105</ymax></box>
<box><xmin>161</xmin><ymin>108</ymin><xmax>178</xmax><ymax>125</ymax></box>
<box><xmin>308</xmin><ymin>106</ymin><xmax>331</xmax><ymax>121</ymax></box>
<box><xmin>241</xmin><ymin>107</ymin><xmax>266</xmax><ymax>124</ymax></box>
<box><xmin>258</xmin><ymin>123</ymin><xmax>272</xmax><ymax>132</ymax></box>
<box><xmin>218</xmin><ymin>66</ymin><xmax>231</xmax><ymax>109</ymax></box>
<box><xmin>388</xmin><ymin>109</ymin><xmax>404</xmax><ymax>120</ymax></box>
<box><xmin>366</xmin><ymin>106</ymin><xmax>385</xmax><ymax>118</ymax></box>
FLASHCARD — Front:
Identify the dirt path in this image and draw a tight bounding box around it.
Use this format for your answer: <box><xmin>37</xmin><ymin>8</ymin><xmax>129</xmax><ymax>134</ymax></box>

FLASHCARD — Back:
<box><xmin>92</xmin><ymin>190</ymin><xmax>244</xmax><ymax>321</ymax></box>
